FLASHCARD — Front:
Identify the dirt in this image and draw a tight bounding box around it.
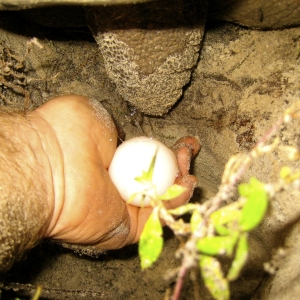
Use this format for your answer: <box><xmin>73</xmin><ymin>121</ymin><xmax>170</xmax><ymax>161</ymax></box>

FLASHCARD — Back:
<box><xmin>0</xmin><ymin>7</ymin><xmax>300</xmax><ymax>300</ymax></box>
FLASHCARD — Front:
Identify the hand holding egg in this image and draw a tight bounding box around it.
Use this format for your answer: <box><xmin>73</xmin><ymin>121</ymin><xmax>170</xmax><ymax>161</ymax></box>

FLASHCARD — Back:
<box><xmin>30</xmin><ymin>95</ymin><xmax>200</xmax><ymax>252</ymax></box>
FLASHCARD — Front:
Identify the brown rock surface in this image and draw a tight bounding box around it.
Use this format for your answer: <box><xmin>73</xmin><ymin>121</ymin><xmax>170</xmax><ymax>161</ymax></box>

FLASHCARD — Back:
<box><xmin>87</xmin><ymin>0</ymin><xmax>207</xmax><ymax>115</ymax></box>
<box><xmin>0</xmin><ymin>0</ymin><xmax>151</xmax><ymax>10</ymax></box>
<box><xmin>3</xmin><ymin>0</ymin><xmax>300</xmax><ymax>116</ymax></box>
<box><xmin>209</xmin><ymin>0</ymin><xmax>300</xmax><ymax>29</ymax></box>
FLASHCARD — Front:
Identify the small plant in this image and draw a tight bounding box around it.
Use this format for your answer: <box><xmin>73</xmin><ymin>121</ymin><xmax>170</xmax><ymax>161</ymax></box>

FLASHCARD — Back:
<box><xmin>135</xmin><ymin>101</ymin><xmax>300</xmax><ymax>300</ymax></box>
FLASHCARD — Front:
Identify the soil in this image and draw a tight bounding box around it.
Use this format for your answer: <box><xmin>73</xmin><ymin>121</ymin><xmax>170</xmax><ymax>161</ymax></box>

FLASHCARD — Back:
<box><xmin>0</xmin><ymin>7</ymin><xmax>300</xmax><ymax>300</ymax></box>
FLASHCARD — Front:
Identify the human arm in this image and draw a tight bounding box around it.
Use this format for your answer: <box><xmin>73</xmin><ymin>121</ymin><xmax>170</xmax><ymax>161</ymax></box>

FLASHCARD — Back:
<box><xmin>0</xmin><ymin>95</ymin><xmax>200</xmax><ymax>272</ymax></box>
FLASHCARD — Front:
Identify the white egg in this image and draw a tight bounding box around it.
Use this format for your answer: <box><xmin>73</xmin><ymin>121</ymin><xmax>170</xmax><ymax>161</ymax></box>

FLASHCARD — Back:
<box><xmin>108</xmin><ymin>136</ymin><xmax>178</xmax><ymax>207</ymax></box>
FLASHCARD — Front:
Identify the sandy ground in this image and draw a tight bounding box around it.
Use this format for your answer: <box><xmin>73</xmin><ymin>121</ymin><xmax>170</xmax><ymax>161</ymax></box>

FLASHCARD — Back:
<box><xmin>1</xmin><ymin>7</ymin><xmax>300</xmax><ymax>300</ymax></box>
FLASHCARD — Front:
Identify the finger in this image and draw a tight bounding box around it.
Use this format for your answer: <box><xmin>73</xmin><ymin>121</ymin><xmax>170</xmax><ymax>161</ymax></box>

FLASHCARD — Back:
<box><xmin>172</xmin><ymin>136</ymin><xmax>201</xmax><ymax>157</ymax></box>
<box><xmin>164</xmin><ymin>174</ymin><xmax>198</xmax><ymax>209</ymax></box>
<box><xmin>172</xmin><ymin>136</ymin><xmax>201</xmax><ymax>177</ymax></box>
<box><xmin>125</xmin><ymin>204</ymin><xmax>154</xmax><ymax>244</ymax></box>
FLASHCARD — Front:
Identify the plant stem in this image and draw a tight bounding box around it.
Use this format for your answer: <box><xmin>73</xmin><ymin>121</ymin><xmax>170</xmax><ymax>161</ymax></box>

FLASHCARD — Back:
<box><xmin>172</xmin><ymin>264</ymin><xmax>187</xmax><ymax>300</ymax></box>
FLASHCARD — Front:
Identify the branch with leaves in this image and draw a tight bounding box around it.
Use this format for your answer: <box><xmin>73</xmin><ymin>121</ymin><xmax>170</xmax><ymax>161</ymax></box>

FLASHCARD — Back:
<box><xmin>134</xmin><ymin>101</ymin><xmax>300</xmax><ymax>300</ymax></box>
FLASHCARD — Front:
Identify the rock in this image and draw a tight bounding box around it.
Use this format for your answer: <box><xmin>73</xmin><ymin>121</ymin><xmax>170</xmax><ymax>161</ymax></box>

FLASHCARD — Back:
<box><xmin>209</xmin><ymin>0</ymin><xmax>300</xmax><ymax>29</ymax></box>
<box><xmin>87</xmin><ymin>0</ymin><xmax>207</xmax><ymax>115</ymax></box>
<box><xmin>3</xmin><ymin>0</ymin><xmax>300</xmax><ymax>115</ymax></box>
<box><xmin>0</xmin><ymin>0</ymin><xmax>151</xmax><ymax>10</ymax></box>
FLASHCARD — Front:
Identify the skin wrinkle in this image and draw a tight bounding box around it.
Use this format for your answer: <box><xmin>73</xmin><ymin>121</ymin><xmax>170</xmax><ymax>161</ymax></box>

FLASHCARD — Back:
<box><xmin>27</xmin><ymin>110</ymin><xmax>65</xmax><ymax>235</ymax></box>
<box><xmin>100</xmin><ymin>197</ymin><xmax>131</xmax><ymax>248</ymax></box>
<box><xmin>26</xmin><ymin>118</ymin><xmax>53</xmax><ymax>205</ymax></box>
<box><xmin>98</xmin><ymin>215</ymin><xmax>131</xmax><ymax>248</ymax></box>
<box><xmin>62</xmin><ymin>203</ymin><xmax>130</xmax><ymax>251</ymax></box>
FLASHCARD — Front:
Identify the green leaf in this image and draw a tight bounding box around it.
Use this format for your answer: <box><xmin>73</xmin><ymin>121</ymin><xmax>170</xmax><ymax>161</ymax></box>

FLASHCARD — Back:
<box><xmin>213</xmin><ymin>224</ymin><xmax>231</xmax><ymax>236</ymax></box>
<box><xmin>159</xmin><ymin>184</ymin><xmax>186</xmax><ymax>200</ymax></box>
<box><xmin>190</xmin><ymin>210</ymin><xmax>203</xmax><ymax>233</ymax></box>
<box><xmin>199</xmin><ymin>255</ymin><xmax>230</xmax><ymax>300</ymax></box>
<box><xmin>197</xmin><ymin>234</ymin><xmax>239</xmax><ymax>256</ymax></box>
<box><xmin>210</xmin><ymin>202</ymin><xmax>242</xmax><ymax>235</ymax></box>
<box><xmin>134</xmin><ymin>171</ymin><xmax>150</xmax><ymax>184</ymax></box>
<box><xmin>238</xmin><ymin>177</ymin><xmax>268</xmax><ymax>231</ymax></box>
<box><xmin>147</xmin><ymin>150</ymin><xmax>157</xmax><ymax>181</ymax></box>
<box><xmin>134</xmin><ymin>149</ymin><xmax>157</xmax><ymax>183</ymax></box>
<box><xmin>227</xmin><ymin>233</ymin><xmax>249</xmax><ymax>281</ymax></box>
<box><xmin>138</xmin><ymin>208</ymin><xmax>163</xmax><ymax>269</ymax></box>
<box><xmin>128</xmin><ymin>192</ymin><xmax>141</xmax><ymax>204</ymax></box>
<box><xmin>168</xmin><ymin>203</ymin><xmax>197</xmax><ymax>216</ymax></box>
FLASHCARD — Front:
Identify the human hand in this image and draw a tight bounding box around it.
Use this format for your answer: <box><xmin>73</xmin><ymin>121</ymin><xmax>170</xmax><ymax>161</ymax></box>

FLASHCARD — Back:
<box><xmin>28</xmin><ymin>95</ymin><xmax>200</xmax><ymax>251</ymax></box>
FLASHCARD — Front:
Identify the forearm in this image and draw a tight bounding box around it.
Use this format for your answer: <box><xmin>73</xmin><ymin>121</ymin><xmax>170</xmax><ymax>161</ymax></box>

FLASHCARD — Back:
<box><xmin>0</xmin><ymin>112</ymin><xmax>51</xmax><ymax>272</ymax></box>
